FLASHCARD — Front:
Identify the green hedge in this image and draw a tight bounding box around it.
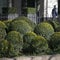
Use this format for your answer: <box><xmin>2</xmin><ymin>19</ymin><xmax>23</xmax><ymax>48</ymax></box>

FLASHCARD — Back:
<box><xmin>49</xmin><ymin>32</ymin><xmax>60</xmax><ymax>53</ymax></box>
<box><xmin>0</xmin><ymin>21</ymin><xmax>7</xmax><ymax>40</ymax></box>
<box><xmin>46</xmin><ymin>20</ymin><xmax>60</xmax><ymax>32</ymax></box>
<box><xmin>0</xmin><ymin>21</ymin><xmax>7</xmax><ymax>29</ymax></box>
<box><xmin>10</xmin><ymin>20</ymin><xmax>33</xmax><ymax>35</ymax></box>
<box><xmin>3</xmin><ymin>20</ymin><xmax>12</xmax><ymax>32</ymax></box>
<box><xmin>13</xmin><ymin>16</ymin><xmax>36</xmax><ymax>29</ymax></box>
<box><xmin>0</xmin><ymin>28</ymin><xmax>6</xmax><ymax>40</ymax></box>
<box><xmin>55</xmin><ymin>26</ymin><xmax>60</xmax><ymax>32</ymax></box>
<box><xmin>34</xmin><ymin>22</ymin><xmax>54</xmax><ymax>40</ymax></box>
<box><xmin>6</xmin><ymin>31</ymin><xmax>23</xmax><ymax>57</ymax></box>
<box><xmin>23</xmin><ymin>32</ymin><xmax>37</xmax><ymax>55</ymax></box>
<box><xmin>0</xmin><ymin>40</ymin><xmax>9</xmax><ymax>57</ymax></box>
<box><xmin>23</xmin><ymin>32</ymin><xmax>48</xmax><ymax>55</ymax></box>
<box><xmin>32</xmin><ymin>36</ymin><xmax>48</xmax><ymax>55</ymax></box>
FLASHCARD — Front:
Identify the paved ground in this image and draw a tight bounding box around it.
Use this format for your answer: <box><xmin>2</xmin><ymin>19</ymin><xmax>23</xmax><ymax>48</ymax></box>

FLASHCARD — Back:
<box><xmin>0</xmin><ymin>54</ymin><xmax>60</xmax><ymax>60</ymax></box>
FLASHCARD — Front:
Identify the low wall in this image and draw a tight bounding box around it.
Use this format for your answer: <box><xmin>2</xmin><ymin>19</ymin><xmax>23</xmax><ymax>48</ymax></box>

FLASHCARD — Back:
<box><xmin>0</xmin><ymin>54</ymin><xmax>60</xmax><ymax>60</ymax></box>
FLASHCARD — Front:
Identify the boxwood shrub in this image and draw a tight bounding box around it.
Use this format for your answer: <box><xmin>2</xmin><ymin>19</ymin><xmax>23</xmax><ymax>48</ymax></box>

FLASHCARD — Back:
<box><xmin>23</xmin><ymin>32</ymin><xmax>48</xmax><ymax>55</ymax></box>
<box><xmin>46</xmin><ymin>20</ymin><xmax>60</xmax><ymax>32</ymax></box>
<box><xmin>3</xmin><ymin>20</ymin><xmax>12</xmax><ymax>32</ymax></box>
<box><xmin>23</xmin><ymin>32</ymin><xmax>37</xmax><ymax>55</ymax></box>
<box><xmin>0</xmin><ymin>29</ymin><xmax>6</xmax><ymax>40</ymax></box>
<box><xmin>32</xmin><ymin>36</ymin><xmax>48</xmax><ymax>55</ymax></box>
<box><xmin>13</xmin><ymin>16</ymin><xmax>36</xmax><ymax>29</ymax></box>
<box><xmin>0</xmin><ymin>21</ymin><xmax>7</xmax><ymax>40</ymax></box>
<box><xmin>49</xmin><ymin>32</ymin><xmax>60</xmax><ymax>54</ymax></box>
<box><xmin>34</xmin><ymin>22</ymin><xmax>54</xmax><ymax>40</ymax></box>
<box><xmin>6</xmin><ymin>31</ymin><xmax>23</xmax><ymax>57</ymax></box>
<box><xmin>0</xmin><ymin>40</ymin><xmax>9</xmax><ymax>57</ymax></box>
<box><xmin>10</xmin><ymin>20</ymin><xmax>33</xmax><ymax>36</ymax></box>
<box><xmin>55</xmin><ymin>26</ymin><xmax>60</xmax><ymax>32</ymax></box>
<box><xmin>0</xmin><ymin>21</ymin><xmax>7</xmax><ymax>29</ymax></box>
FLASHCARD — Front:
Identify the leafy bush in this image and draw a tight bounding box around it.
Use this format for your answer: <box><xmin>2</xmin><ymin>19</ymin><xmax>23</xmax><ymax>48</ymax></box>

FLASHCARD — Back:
<box><xmin>0</xmin><ymin>21</ymin><xmax>7</xmax><ymax>29</ymax></box>
<box><xmin>0</xmin><ymin>40</ymin><xmax>9</xmax><ymax>57</ymax></box>
<box><xmin>32</xmin><ymin>36</ymin><xmax>48</xmax><ymax>55</ymax></box>
<box><xmin>34</xmin><ymin>22</ymin><xmax>54</xmax><ymax>40</ymax></box>
<box><xmin>23</xmin><ymin>32</ymin><xmax>48</xmax><ymax>55</ymax></box>
<box><xmin>6</xmin><ymin>31</ymin><xmax>23</xmax><ymax>57</ymax></box>
<box><xmin>13</xmin><ymin>16</ymin><xmax>36</xmax><ymax>29</ymax></box>
<box><xmin>46</xmin><ymin>20</ymin><xmax>60</xmax><ymax>32</ymax></box>
<box><xmin>23</xmin><ymin>32</ymin><xmax>37</xmax><ymax>55</ymax></box>
<box><xmin>10</xmin><ymin>20</ymin><xmax>33</xmax><ymax>35</ymax></box>
<box><xmin>49</xmin><ymin>32</ymin><xmax>60</xmax><ymax>53</ymax></box>
<box><xmin>3</xmin><ymin>20</ymin><xmax>12</xmax><ymax>32</ymax></box>
<box><xmin>0</xmin><ymin>28</ymin><xmax>6</xmax><ymax>40</ymax></box>
<box><xmin>55</xmin><ymin>26</ymin><xmax>60</xmax><ymax>32</ymax></box>
<box><xmin>0</xmin><ymin>21</ymin><xmax>7</xmax><ymax>40</ymax></box>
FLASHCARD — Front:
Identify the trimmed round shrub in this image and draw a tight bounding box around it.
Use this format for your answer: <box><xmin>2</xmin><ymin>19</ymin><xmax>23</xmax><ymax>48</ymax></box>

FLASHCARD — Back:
<box><xmin>13</xmin><ymin>16</ymin><xmax>36</xmax><ymax>29</ymax></box>
<box><xmin>0</xmin><ymin>21</ymin><xmax>7</xmax><ymax>40</ymax></box>
<box><xmin>34</xmin><ymin>22</ymin><xmax>54</xmax><ymax>40</ymax></box>
<box><xmin>3</xmin><ymin>20</ymin><xmax>12</xmax><ymax>32</ymax></box>
<box><xmin>0</xmin><ymin>40</ymin><xmax>9</xmax><ymax>57</ymax></box>
<box><xmin>49</xmin><ymin>32</ymin><xmax>60</xmax><ymax>53</ymax></box>
<box><xmin>10</xmin><ymin>20</ymin><xmax>33</xmax><ymax>35</ymax></box>
<box><xmin>32</xmin><ymin>36</ymin><xmax>48</xmax><ymax>54</ymax></box>
<box><xmin>6</xmin><ymin>31</ymin><xmax>23</xmax><ymax>57</ymax></box>
<box><xmin>23</xmin><ymin>32</ymin><xmax>37</xmax><ymax>54</ymax></box>
<box><xmin>46</xmin><ymin>20</ymin><xmax>60</xmax><ymax>32</ymax></box>
<box><xmin>23</xmin><ymin>32</ymin><xmax>48</xmax><ymax>55</ymax></box>
<box><xmin>0</xmin><ymin>28</ymin><xmax>6</xmax><ymax>40</ymax></box>
<box><xmin>0</xmin><ymin>21</ymin><xmax>7</xmax><ymax>29</ymax></box>
<box><xmin>55</xmin><ymin>26</ymin><xmax>60</xmax><ymax>32</ymax></box>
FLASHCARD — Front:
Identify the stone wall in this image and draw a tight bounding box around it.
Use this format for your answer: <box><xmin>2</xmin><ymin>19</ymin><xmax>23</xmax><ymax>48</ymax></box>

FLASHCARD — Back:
<box><xmin>0</xmin><ymin>54</ymin><xmax>60</xmax><ymax>60</ymax></box>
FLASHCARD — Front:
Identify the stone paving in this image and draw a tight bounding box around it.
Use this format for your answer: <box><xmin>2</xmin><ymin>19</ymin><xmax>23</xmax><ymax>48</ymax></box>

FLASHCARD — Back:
<box><xmin>0</xmin><ymin>55</ymin><xmax>60</xmax><ymax>60</ymax></box>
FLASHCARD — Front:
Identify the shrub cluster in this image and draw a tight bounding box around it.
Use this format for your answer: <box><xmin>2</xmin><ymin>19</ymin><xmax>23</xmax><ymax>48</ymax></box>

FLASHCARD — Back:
<box><xmin>34</xmin><ymin>22</ymin><xmax>54</xmax><ymax>40</ymax></box>
<box><xmin>0</xmin><ymin>31</ymin><xmax>23</xmax><ymax>57</ymax></box>
<box><xmin>3</xmin><ymin>20</ymin><xmax>12</xmax><ymax>32</ymax></box>
<box><xmin>46</xmin><ymin>20</ymin><xmax>60</xmax><ymax>32</ymax></box>
<box><xmin>23</xmin><ymin>32</ymin><xmax>48</xmax><ymax>55</ymax></box>
<box><xmin>23</xmin><ymin>32</ymin><xmax>37</xmax><ymax>55</ymax></box>
<box><xmin>49</xmin><ymin>32</ymin><xmax>60</xmax><ymax>54</ymax></box>
<box><xmin>0</xmin><ymin>17</ymin><xmax>60</xmax><ymax>57</ymax></box>
<box><xmin>13</xmin><ymin>16</ymin><xmax>36</xmax><ymax>29</ymax></box>
<box><xmin>6</xmin><ymin>31</ymin><xmax>23</xmax><ymax>57</ymax></box>
<box><xmin>0</xmin><ymin>21</ymin><xmax>7</xmax><ymax>40</ymax></box>
<box><xmin>10</xmin><ymin>20</ymin><xmax>33</xmax><ymax>36</ymax></box>
<box><xmin>0</xmin><ymin>40</ymin><xmax>9</xmax><ymax>57</ymax></box>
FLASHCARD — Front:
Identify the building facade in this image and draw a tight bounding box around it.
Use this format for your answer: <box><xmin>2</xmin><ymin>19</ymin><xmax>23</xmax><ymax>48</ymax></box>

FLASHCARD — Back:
<box><xmin>0</xmin><ymin>0</ymin><xmax>44</xmax><ymax>21</ymax></box>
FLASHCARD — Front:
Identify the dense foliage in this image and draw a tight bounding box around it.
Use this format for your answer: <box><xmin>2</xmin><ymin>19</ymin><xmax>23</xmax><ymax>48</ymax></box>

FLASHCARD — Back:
<box><xmin>0</xmin><ymin>17</ymin><xmax>60</xmax><ymax>57</ymax></box>
<box><xmin>23</xmin><ymin>32</ymin><xmax>48</xmax><ymax>55</ymax></box>
<box><xmin>23</xmin><ymin>32</ymin><xmax>37</xmax><ymax>55</ymax></box>
<box><xmin>6</xmin><ymin>31</ymin><xmax>23</xmax><ymax>57</ymax></box>
<box><xmin>0</xmin><ymin>40</ymin><xmax>9</xmax><ymax>57</ymax></box>
<box><xmin>0</xmin><ymin>21</ymin><xmax>7</xmax><ymax>40</ymax></box>
<box><xmin>49</xmin><ymin>32</ymin><xmax>60</xmax><ymax>54</ymax></box>
<box><xmin>3</xmin><ymin>20</ymin><xmax>12</xmax><ymax>32</ymax></box>
<box><xmin>10</xmin><ymin>20</ymin><xmax>33</xmax><ymax>36</ymax></box>
<box><xmin>34</xmin><ymin>22</ymin><xmax>54</xmax><ymax>40</ymax></box>
<box><xmin>0</xmin><ymin>21</ymin><xmax>7</xmax><ymax>29</ymax></box>
<box><xmin>32</xmin><ymin>36</ymin><xmax>48</xmax><ymax>55</ymax></box>
<box><xmin>13</xmin><ymin>16</ymin><xmax>36</xmax><ymax>29</ymax></box>
<box><xmin>46</xmin><ymin>20</ymin><xmax>60</xmax><ymax>32</ymax></box>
